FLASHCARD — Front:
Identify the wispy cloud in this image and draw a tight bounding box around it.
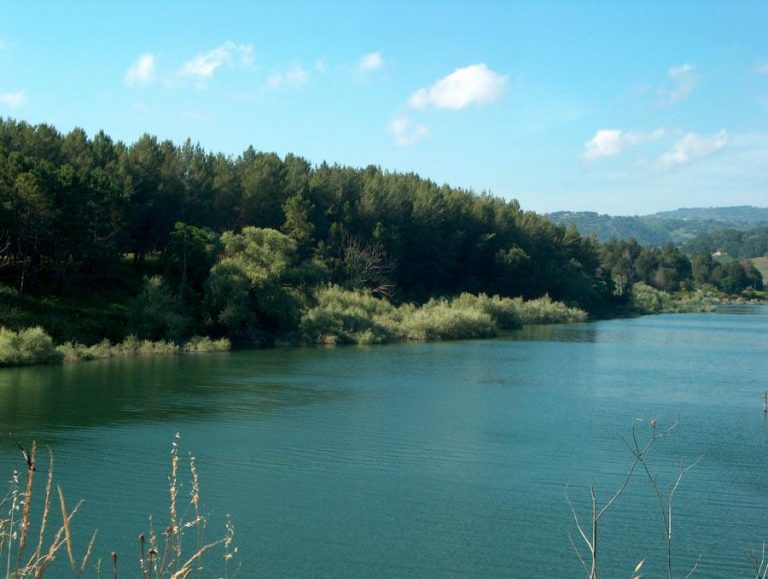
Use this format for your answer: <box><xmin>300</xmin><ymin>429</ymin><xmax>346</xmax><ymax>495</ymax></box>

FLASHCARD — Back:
<box><xmin>389</xmin><ymin>115</ymin><xmax>429</xmax><ymax>146</ymax></box>
<box><xmin>657</xmin><ymin>130</ymin><xmax>729</xmax><ymax>169</ymax></box>
<box><xmin>409</xmin><ymin>63</ymin><xmax>507</xmax><ymax>110</ymax></box>
<box><xmin>0</xmin><ymin>91</ymin><xmax>27</xmax><ymax>109</ymax></box>
<box><xmin>662</xmin><ymin>63</ymin><xmax>697</xmax><ymax>104</ymax></box>
<box><xmin>124</xmin><ymin>53</ymin><xmax>156</xmax><ymax>86</ymax></box>
<box><xmin>357</xmin><ymin>51</ymin><xmax>383</xmax><ymax>73</ymax></box>
<box><xmin>315</xmin><ymin>59</ymin><xmax>328</xmax><ymax>74</ymax></box>
<box><xmin>179</xmin><ymin>41</ymin><xmax>253</xmax><ymax>78</ymax></box>
<box><xmin>266</xmin><ymin>65</ymin><xmax>310</xmax><ymax>90</ymax></box>
<box><xmin>754</xmin><ymin>62</ymin><xmax>768</xmax><ymax>74</ymax></box>
<box><xmin>583</xmin><ymin>128</ymin><xmax>667</xmax><ymax>161</ymax></box>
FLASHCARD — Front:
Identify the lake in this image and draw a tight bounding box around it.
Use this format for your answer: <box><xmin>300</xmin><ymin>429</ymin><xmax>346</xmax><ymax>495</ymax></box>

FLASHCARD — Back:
<box><xmin>1</xmin><ymin>307</ymin><xmax>767</xmax><ymax>577</ymax></box>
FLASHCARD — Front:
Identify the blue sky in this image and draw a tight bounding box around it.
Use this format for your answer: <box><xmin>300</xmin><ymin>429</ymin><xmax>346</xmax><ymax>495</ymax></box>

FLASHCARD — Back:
<box><xmin>1</xmin><ymin>0</ymin><xmax>766</xmax><ymax>215</ymax></box>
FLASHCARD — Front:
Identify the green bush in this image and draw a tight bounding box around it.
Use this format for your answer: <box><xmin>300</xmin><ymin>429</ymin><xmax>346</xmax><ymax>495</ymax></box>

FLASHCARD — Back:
<box><xmin>183</xmin><ymin>336</ymin><xmax>232</xmax><ymax>353</ymax></box>
<box><xmin>129</xmin><ymin>276</ymin><xmax>192</xmax><ymax>341</ymax></box>
<box><xmin>301</xmin><ymin>287</ymin><xmax>586</xmax><ymax>346</ymax></box>
<box><xmin>56</xmin><ymin>335</ymin><xmax>231</xmax><ymax>361</ymax></box>
<box><xmin>0</xmin><ymin>326</ymin><xmax>62</xmax><ymax>366</ymax></box>
<box><xmin>452</xmin><ymin>293</ymin><xmax>523</xmax><ymax>330</ymax></box>
<box><xmin>631</xmin><ymin>282</ymin><xmax>672</xmax><ymax>313</ymax></box>
<box><xmin>514</xmin><ymin>295</ymin><xmax>588</xmax><ymax>324</ymax></box>
<box><xmin>400</xmin><ymin>298</ymin><xmax>498</xmax><ymax>341</ymax></box>
<box><xmin>300</xmin><ymin>285</ymin><xmax>399</xmax><ymax>345</ymax></box>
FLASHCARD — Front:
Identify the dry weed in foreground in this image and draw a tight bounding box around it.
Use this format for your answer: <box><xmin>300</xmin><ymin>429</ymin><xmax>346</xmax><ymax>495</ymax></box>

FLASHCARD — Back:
<box><xmin>1</xmin><ymin>436</ymin><xmax>236</xmax><ymax>578</ymax></box>
<box><xmin>565</xmin><ymin>420</ymin><xmax>701</xmax><ymax>579</ymax></box>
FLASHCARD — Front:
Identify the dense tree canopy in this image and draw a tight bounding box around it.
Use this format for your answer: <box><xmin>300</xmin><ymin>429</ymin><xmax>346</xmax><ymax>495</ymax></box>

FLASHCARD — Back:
<box><xmin>0</xmin><ymin>118</ymin><xmax>762</xmax><ymax>344</ymax></box>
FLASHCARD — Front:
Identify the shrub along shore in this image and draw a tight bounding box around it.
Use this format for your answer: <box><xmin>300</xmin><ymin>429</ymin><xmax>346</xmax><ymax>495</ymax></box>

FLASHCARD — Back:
<box><xmin>0</xmin><ymin>288</ymin><xmax>586</xmax><ymax>367</ymax></box>
<box><xmin>3</xmin><ymin>280</ymin><xmax>763</xmax><ymax>368</ymax></box>
<box><xmin>0</xmin><ymin>326</ymin><xmax>231</xmax><ymax>367</ymax></box>
<box><xmin>0</xmin><ymin>121</ymin><xmax>763</xmax><ymax>368</ymax></box>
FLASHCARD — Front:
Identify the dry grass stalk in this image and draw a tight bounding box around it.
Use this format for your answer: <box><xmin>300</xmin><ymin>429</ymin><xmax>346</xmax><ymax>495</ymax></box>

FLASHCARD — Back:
<box><xmin>17</xmin><ymin>440</ymin><xmax>36</xmax><ymax>561</ymax></box>
<box><xmin>2</xmin><ymin>437</ymin><xmax>235</xmax><ymax>578</ymax></box>
<box><xmin>170</xmin><ymin>432</ymin><xmax>180</xmax><ymax>568</ymax></box>
<box><xmin>58</xmin><ymin>485</ymin><xmax>77</xmax><ymax>574</ymax></box>
<box><xmin>31</xmin><ymin>448</ymin><xmax>54</xmax><ymax>569</ymax></box>
<box><xmin>33</xmin><ymin>499</ymin><xmax>83</xmax><ymax>578</ymax></box>
<box><xmin>7</xmin><ymin>468</ymin><xmax>20</xmax><ymax>579</ymax></box>
<box><xmin>78</xmin><ymin>530</ymin><xmax>97</xmax><ymax>577</ymax></box>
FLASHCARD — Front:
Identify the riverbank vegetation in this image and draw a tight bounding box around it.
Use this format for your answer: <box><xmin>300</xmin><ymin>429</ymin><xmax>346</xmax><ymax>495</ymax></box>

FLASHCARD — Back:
<box><xmin>300</xmin><ymin>287</ymin><xmax>586</xmax><ymax>345</ymax></box>
<box><xmin>0</xmin><ymin>119</ymin><xmax>763</xmax><ymax>366</ymax></box>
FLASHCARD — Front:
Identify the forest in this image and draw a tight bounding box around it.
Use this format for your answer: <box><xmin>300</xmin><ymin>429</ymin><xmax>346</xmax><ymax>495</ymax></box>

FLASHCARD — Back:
<box><xmin>0</xmin><ymin>118</ymin><xmax>763</xmax><ymax>361</ymax></box>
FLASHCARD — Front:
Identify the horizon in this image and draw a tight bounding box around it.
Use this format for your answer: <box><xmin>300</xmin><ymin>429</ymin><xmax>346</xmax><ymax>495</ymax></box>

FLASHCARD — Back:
<box><xmin>1</xmin><ymin>1</ymin><xmax>766</xmax><ymax>215</ymax></box>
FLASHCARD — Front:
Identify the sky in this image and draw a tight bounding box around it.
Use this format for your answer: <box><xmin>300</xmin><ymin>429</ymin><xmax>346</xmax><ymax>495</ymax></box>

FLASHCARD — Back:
<box><xmin>0</xmin><ymin>0</ymin><xmax>766</xmax><ymax>215</ymax></box>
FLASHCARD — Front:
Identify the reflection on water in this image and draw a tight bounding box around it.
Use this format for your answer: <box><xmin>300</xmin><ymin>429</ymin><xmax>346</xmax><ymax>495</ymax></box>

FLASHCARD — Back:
<box><xmin>715</xmin><ymin>303</ymin><xmax>768</xmax><ymax>315</ymax></box>
<box><xmin>0</xmin><ymin>309</ymin><xmax>766</xmax><ymax>577</ymax></box>
<box><xmin>0</xmin><ymin>352</ymin><xmax>347</xmax><ymax>443</ymax></box>
<box><xmin>507</xmin><ymin>323</ymin><xmax>600</xmax><ymax>343</ymax></box>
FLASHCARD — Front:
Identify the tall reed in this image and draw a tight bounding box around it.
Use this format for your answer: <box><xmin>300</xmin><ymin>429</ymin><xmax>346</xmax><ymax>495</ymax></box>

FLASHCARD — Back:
<box><xmin>0</xmin><ymin>437</ymin><xmax>236</xmax><ymax>577</ymax></box>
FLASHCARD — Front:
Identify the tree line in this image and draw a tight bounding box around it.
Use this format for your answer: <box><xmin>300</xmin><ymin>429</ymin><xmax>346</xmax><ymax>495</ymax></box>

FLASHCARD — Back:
<box><xmin>0</xmin><ymin>118</ymin><xmax>762</xmax><ymax>345</ymax></box>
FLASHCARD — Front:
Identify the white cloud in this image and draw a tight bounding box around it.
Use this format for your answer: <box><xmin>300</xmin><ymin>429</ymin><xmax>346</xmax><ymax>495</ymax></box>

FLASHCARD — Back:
<box><xmin>657</xmin><ymin>130</ymin><xmax>729</xmax><ymax>169</ymax></box>
<box><xmin>124</xmin><ymin>53</ymin><xmax>156</xmax><ymax>86</ymax></box>
<box><xmin>315</xmin><ymin>59</ymin><xmax>328</xmax><ymax>74</ymax></box>
<box><xmin>663</xmin><ymin>63</ymin><xmax>696</xmax><ymax>104</ymax></box>
<box><xmin>266</xmin><ymin>65</ymin><xmax>310</xmax><ymax>90</ymax></box>
<box><xmin>179</xmin><ymin>41</ymin><xmax>253</xmax><ymax>78</ymax></box>
<box><xmin>389</xmin><ymin>115</ymin><xmax>429</xmax><ymax>146</ymax></box>
<box><xmin>755</xmin><ymin>62</ymin><xmax>768</xmax><ymax>74</ymax></box>
<box><xmin>0</xmin><ymin>91</ymin><xmax>26</xmax><ymax>109</ymax></box>
<box><xmin>357</xmin><ymin>51</ymin><xmax>383</xmax><ymax>73</ymax></box>
<box><xmin>583</xmin><ymin>128</ymin><xmax>667</xmax><ymax>161</ymax></box>
<box><xmin>408</xmin><ymin>63</ymin><xmax>507</xmax><ymax>110</ymax></box>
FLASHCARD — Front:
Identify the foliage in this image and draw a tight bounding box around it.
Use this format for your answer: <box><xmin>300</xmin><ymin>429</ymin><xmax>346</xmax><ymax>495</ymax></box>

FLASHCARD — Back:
<box><xmin>452</xmin><ymin>293</ymin><xmax>524</xmax><ymax>329</ymax></box>
<box><xmin>56</xmin><ymin>335</ymin><xmax>231</xmax><ymax>362</ymax></box>
<box><xmin>630</xmin><ymin>282</ymin><xmax>671</xmax><ymax>313</ymax></box>
<box><xmin>128</xmin><ymin>276</ymin><xmax>192</xmax><ymax>341</ymax></box>
<box><xmin>0</xmin><ymin>326</ymin><xmax>62</xmax><ymax>366</ymax></box>
<box><xmin>300</xmin><ymin>286</ymin><xmax>584</xmax><ymax>346</ymax></box>
<box><xmin>399</xmin><ymin>298</ymin><xmax>498</xmax><ymax>341</ymax></box>
<box><xmin>549</xmin><ymin>207</ymin><xmax>768</xmax><ymax>246</ymax></box>
<box><xmin>205</xmin><ymin>227</ymin><xmax>302</xmax><ymax>343</ymax></box>
<box><xmin>0</xmin><ymin>118</ymin><xmax>761</xmax><ymax>354</ymax></box>
<box><xmin>684</xmin><ymin>225</ymin><xmax>768</xmax><ymax>258</ymax></box>
<box><xmin>299</xmin><ymin>285</ymin><xmax>400</xmax><ymax>345</ymax></box>
<box><xmin>514</xmin><ymin>294</ymin><xmax>588</xmax><ymax>324</ymax></box>
<box><xmin>690</xmin><ymin>253</ymin><xmax>763</xmax><ymax>293</ymax></box>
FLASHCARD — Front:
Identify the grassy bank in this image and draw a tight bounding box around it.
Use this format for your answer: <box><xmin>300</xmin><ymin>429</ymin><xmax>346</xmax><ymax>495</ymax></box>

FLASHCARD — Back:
<box><xmin>0</xmin><ymin>288</ymin><xmax>587</xmax><ymax>366</ymax></box>
<box><xmin>300</xmin><ymin>287</ymin><xmax>587</xmax><ymax>346</ymax></box>
<box><xmin>0</xmin><ymin>328</ymin><xmax>231</xmax><ymax>367</ymax></box>
<box><xmin>630</xmin><ymin>281</ymin><xmax>767</xmax><ymax>315</ymax></box>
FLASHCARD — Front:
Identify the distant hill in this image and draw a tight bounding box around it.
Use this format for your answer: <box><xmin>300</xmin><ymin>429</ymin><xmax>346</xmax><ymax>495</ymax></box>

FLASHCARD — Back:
<box><xmin>548</xmin><ymin>206</ymin><xmax>768</xmax><ymax>247</ymax></box>
<box><xmin>652</xmin><ymin>206</ymin><xmax>768</xmax><ymax>223</ymax></box>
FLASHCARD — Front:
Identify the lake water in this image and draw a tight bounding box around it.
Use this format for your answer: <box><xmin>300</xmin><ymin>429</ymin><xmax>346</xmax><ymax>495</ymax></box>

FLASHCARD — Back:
<box><xmin>1</xmin><ymin>307</ymin><xmax>767</xmax><ymax>577</ymax></box>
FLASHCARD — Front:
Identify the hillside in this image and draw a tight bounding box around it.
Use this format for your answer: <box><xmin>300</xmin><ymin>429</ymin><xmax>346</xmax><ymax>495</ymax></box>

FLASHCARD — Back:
<box><xmin>548</xmin><ymin>206</ymin><xmax>768</xmax><ymax>246</ymax></box>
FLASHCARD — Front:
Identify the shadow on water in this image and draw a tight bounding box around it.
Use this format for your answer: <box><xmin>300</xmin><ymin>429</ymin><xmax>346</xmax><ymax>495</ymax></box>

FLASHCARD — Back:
<box><xmin>505</xmin><ymin>323</ymin><xmax>600</xmax><ymax>343</ymax></box>
<box><xmin>0</xmin><ymin>350</ymin><xmax>348</xmax><ymax>447</ymax></box>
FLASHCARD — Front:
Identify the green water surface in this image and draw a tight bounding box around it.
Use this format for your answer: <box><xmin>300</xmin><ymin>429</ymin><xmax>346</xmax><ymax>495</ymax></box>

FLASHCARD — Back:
<box><xmin>1</xmin><ymin>307</ymin><xmax>767</xmax><ymax>577</ymax></box>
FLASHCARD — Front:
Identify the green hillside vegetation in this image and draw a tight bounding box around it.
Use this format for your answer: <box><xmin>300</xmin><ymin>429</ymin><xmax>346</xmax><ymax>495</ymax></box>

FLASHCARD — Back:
<box><xmin>0</xmin><ymin>119</ymin><xmax>763</xmax><ymax>366</ymax></box>
<box><xmin>548</xmin><ymin>208</ymin><xmax>768</xmax><ymax>246</ymax></box>
<box><xmin>683</xmin><ymin>225</ymin><xmax>768</xmax><ymax>258</ymax></box>
<box><xmin>653</xmin><ymin>205</ymin><xmax>768</xmax><ymax>222</ymax></box>
<box><xmin>752</xmin><ymin>256</ymin><xmax>768</xmax><ymax>281</ymax></box>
